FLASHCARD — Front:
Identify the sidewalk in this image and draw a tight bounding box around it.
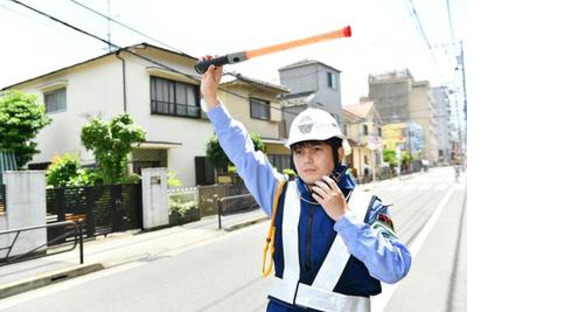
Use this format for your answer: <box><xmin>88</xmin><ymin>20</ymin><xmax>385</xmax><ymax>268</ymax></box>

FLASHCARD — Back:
<box><xmin>0</xmin><ymin>209</ymin><xmax>268</xmax><ymax>299</ymax></box>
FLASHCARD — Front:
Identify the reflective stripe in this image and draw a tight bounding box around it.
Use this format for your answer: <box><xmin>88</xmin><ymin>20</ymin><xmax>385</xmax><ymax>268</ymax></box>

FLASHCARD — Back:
<box><xmin>269</xmin><ymin>276</ymin><xmax>298</xmax><ymax>304</ymax></box>
<box><xmin>295</xmin><ymin>282</ymin><xmax>371</xmax><ymax>312</ymax></box>
<box><xmin>281</xmin><ymin>181</ymin><xmax>300</xmax><ymax>281</ymax></box>
<box><xmin>270</xmin><ymin>278</ymin><xmax>371</xmax><ymax>312</ymax></box>
<box><xmin>312</xmin><ymin>189</ymin><xmax>371</xmax><ymax>290</ymax></box>
<box><xmin>268</xmin><ymin>183</ymin><xmax>374</xmax><ymax>311</ymax></box>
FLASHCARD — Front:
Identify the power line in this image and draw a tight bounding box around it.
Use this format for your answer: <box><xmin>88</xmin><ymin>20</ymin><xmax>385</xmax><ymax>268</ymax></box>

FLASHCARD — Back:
<box><xmin>446</xmin><ymin>0</ymin><xmax>456</xmax><ymax>49</ymax></box>
<box><xmin>404</xmin><ymin>0</ymin><xmax>451</xmax><ymax>87</ymax></box>
<box><xmin>6</xmin><ymin>0</ymin><xmax>305</xmax><ymax>117</ymax></box>
<box><xmin>69</xmin><ymin>0</ymin><xmax>188</xmax><ymax>55</ymax></box>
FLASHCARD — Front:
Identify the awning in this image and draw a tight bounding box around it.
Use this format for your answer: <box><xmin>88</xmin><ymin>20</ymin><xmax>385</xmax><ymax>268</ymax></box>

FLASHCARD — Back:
<box><xmin>132</xmin><ymin>141</ymin><xmax>182</xmax><ymax>149</ymax></box>
<box><xmin>262</xmin><ymin>138</ymin><xmax>287</xmax><ymax>145</ymax></box>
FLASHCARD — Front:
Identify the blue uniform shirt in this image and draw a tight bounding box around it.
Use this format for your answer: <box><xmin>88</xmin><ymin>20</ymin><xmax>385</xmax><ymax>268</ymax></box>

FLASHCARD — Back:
<box><xmin>207</xmin><ymin>103</ymin><xmax>411</xmax><ymax>310</ymax></box>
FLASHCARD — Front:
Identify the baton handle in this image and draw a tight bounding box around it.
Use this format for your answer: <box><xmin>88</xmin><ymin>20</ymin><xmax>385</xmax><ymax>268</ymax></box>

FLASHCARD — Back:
<box><xmin>195</xmin><ymin>51</ymin><xmax>248</xmax><ymax>74</ymax></box>
<box><xmin>194</xmin><ymin>55</ymin><xmax>229</xmax><ymax>74</ymax></box>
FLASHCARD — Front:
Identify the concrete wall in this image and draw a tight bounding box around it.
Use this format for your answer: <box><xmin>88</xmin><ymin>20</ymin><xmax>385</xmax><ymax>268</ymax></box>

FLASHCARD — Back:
<box><xmin>279</xmin><ymin>62</ymin><xmax>344</xmax><ymax>128</ymax></box>
<box><xmin>141</xmin><ymin>168</ymin><xmax>169</xmax><ymax>230</ymax></box>
<box><xmin>0</xmin><ymin>171</ymin><xmax>47</xmax><ymax>258</ymax></box>
<box><xmin>279</xmin><ymin>64</ymin><xmax>318</xmax><ymax>94</ymax></box>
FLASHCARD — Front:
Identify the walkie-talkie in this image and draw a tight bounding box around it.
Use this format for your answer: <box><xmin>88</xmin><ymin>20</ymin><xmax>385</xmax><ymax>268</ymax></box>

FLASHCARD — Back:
<box><xmin>310</xmin><ymin>168</ymin><xmax>343</xmax><ymax>196</ymax></box>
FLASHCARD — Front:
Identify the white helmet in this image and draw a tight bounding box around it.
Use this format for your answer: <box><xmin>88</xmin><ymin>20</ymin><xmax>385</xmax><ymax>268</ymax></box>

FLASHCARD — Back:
<box><xmin>285</xmin><ymin>108</ymin><xmax>351</xmax><ymax>155</ymax></box>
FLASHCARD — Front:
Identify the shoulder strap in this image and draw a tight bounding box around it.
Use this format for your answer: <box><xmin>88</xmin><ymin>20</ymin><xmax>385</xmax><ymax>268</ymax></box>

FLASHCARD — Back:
<box><xmin>261</xmin><ymin>179</ymin><xmax>287</xmax><ymax>277</ymax></box>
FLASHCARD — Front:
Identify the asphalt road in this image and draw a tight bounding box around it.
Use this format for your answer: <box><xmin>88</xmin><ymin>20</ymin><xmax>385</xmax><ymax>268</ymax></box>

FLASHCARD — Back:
<box><xmin>0</xmin><ymin>166</ymin><xmax>466</xmax><ymax>312</ymax></box>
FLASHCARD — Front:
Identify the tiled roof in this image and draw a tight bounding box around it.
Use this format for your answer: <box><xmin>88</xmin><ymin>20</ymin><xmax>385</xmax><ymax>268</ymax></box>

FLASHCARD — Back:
<box><xmin>342</xmin><ymin>101</ymin><xmax>374</xmax><ymax>119</ymax></box>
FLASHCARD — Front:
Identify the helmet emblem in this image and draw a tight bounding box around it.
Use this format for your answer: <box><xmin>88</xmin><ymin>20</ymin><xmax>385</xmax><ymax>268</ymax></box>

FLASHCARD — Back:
<box><xmin>298</xmin><ymin>123</ymin><xmax>313</xmax><ymax>134</ymax></box>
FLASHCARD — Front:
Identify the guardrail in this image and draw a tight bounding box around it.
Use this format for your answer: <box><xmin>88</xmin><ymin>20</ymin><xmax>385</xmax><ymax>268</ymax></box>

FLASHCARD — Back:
<box><xmin>0</xmin><ymin>221</ymin><xmax>84</xmax><ymax>267</ymax></box>
<box><xmin>214</xmin><ymin>194</ymin><xmax>255</xmax><ymax>230</ymax></box>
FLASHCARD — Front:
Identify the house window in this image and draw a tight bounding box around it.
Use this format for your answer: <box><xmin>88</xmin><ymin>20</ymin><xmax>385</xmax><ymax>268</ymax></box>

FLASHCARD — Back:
<box><xmin>151</xmin><ymin>77</ymin><xmax>200</xmax><ymax>118</ymax></box>
<box><xmin>378</xmin><ymin>127</ymin><xmax>382</xmax><ymax>137</ymax></box>
<box><xmin>44</xmin><ymin>88</ymin><xmax>67</xmax><ymax>113</ymax></box>
<box><xmin>250</xmin><ymin>98</ymin><xmax>270</xmax><ymax>120</ymax></box>
<box><xmin>327</xmin><ymin>72</ymin><xmax>337</xmax><ymax>89</ymax></box>
<box><xmin>267</xmin><ymin>154</ymin><xmax>291</xmax><ymax>172</ymax></box>
<box><xmin>362</xmin><ymin>124</ymin><xmax>368</xmax><ymax>135</ymax></box>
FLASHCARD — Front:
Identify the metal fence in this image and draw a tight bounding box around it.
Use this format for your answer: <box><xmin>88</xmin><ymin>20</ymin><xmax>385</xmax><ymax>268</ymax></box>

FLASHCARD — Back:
<box><xmin>197</xmin><ymin>182</ymin><xmax>258</xmax><ymax>217</ymax></box>
<box><xmin>168</xmin><ymin>186</ymin><xmax>198</xmax><ymax>206</ymax></box>
<box><xmin>0</xmin><ymin>221</ymin><xmax>84</xmax><ymax>266</ymax></box>
<box><xmin>167</xmin><ymin>186</ymin><xmax>199</xmax><ymax>221</ymax></box>
<box><xmin>46</xmin><ymin>183</ymin><xmax>142</xmax><ymax>242</ymax></box>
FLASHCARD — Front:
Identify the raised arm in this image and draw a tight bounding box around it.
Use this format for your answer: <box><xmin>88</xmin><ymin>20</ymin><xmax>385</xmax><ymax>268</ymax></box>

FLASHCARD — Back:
<box><xmin>200</xmin><ymin>56</ymin><xmax>284</xmax><ymax>216</ymax></box>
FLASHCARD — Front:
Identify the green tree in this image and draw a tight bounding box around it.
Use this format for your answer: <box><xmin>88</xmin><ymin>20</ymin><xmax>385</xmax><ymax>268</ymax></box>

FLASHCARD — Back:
<box><xmin>0</xmin><ymin>90</ymin><xmax>52</xmax><ymax>168</ymax></box>
<box><xmin>382</xmin><ymin>149</ymin><xmax>398</xmax><ymax>168</ymax></box>
<box><xmin>206</xmin><ymin>132</ymin><xmax>265</xmax><ymax>172</ymax></box>
<box><xmin>80</xmin><ymin>113</ymin><xmax>146</xmax><ymax>184</ymax></box>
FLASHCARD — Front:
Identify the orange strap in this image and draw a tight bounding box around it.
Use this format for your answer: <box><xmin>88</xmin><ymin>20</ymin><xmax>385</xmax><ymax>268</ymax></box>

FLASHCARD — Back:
<box><xmin>262</xmin><ymin>179</ymin><xmax>286</xmax><ymax>277</ymax></box>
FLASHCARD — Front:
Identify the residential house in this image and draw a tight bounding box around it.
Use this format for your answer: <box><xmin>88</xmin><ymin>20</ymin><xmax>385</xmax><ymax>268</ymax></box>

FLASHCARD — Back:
<box><xmin>342</xmin><ymin>101</ymin><xmax>384</xmax><ymax>183</ymax></box>
<box><xmin>218</xmin><ymin>73</ymin><xmax>290</xmax><ymax>173</ymax></box>
<box><xmin>0</xmin><ymin>43</ymin><xmax>289</xmax><ymax>187</ymax></box>
<box><xmin>278</xmin><ymin>59</ymin><xmax>344</xmax><ymax>137</ymax></box>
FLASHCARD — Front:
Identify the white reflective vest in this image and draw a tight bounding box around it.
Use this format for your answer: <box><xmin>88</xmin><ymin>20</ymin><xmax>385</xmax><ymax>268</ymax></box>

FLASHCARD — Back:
<box><xmin>268</xmin><ymin>181</ymin><xmax>374</xmax><ymax>312</ymax></box>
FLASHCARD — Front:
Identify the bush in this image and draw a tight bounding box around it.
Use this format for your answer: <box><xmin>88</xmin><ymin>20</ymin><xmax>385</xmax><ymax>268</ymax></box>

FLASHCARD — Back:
<box><xmin>46</xmin><ymin>154</ymin><xmax>82</xmax><ymax>187</ymax></box>
<box><xmin>169</xmin><ymin>198</ymin><xmax>195</xmax><ymax>217</ymax></box>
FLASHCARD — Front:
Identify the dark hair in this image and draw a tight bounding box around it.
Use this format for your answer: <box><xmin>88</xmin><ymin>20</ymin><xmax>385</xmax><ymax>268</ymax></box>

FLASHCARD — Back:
<box><xmin>290</xmin><ymin>137</ymin><xmax>343</xmax><ymax>169</ymax></box>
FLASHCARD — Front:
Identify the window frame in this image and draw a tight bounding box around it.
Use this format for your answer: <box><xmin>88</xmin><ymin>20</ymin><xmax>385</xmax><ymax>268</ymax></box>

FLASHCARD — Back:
<box><xmin>150</xmin><ymin>76</ymin><xmax>201</xmax><ymax>118</ymax></box>
<box><xmin>249</xmin><ymin>97</ymin><xmax>271</xmax><ymax>120</ymax></box>
<box><xmin>327</xmin><ymin>72</ymin><xmax>337</xmax><ymax>89</ymax></box>
<box><xmin>44</xmin><ymin>88</ymin><xmax>67</xmax><ymax>114</ymax></box>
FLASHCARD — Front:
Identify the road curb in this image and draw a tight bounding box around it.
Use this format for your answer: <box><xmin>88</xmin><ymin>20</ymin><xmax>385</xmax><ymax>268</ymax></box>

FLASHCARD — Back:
<box><xmin>0</xmin><ymin>263</ymin><xmax>104</xmax><ymax>299</ymax></box>
<box><xmin>224</xmin><ymin>216</ymin><xmax>268</xmax><ymax>232</ymax></box>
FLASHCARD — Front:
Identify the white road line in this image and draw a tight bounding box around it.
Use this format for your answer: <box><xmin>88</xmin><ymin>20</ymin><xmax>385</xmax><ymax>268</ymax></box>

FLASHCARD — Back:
<box><xmin>371</xmin><ymin>187</ymin><xmax>456</xmax><ymax>312</ymax></box>
<box><xmin>435</xmin><ymin>183</ymin><xmax>450</xmax><ymax>190</ymax></box>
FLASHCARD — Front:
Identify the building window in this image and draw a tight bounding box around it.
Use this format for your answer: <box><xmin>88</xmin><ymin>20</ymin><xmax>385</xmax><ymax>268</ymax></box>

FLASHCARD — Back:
<box><xmin>250</xmin><ymin>98</ymin><xmax>270</xmax><ymax>120</ymax></box>
<box><xmin>378</xmin><ymin>127</ymin><xmax>382</xmax><ymax>137</ymax></box>
<box><xmin>327</xmin><ymin>72</ymin><xmax>337</xmax><ymax>89</ymax></box>
<box><xmin>44</xmin><ymin>88</ymin><xmax>67</xmax><ymax>113</ymax></box>
<box><xmin>362</xmin><ymin>124</ymin><xmax>368</xmax><ymax>135</ymax></box>
<box><xmin>267</xmin><ymin>154</ymin><xmax>291</xmax><ymax>171</ymax></box>
<box><xmin>151</xmin><ymin>77</ymin><xmax>200</xmax><ymax>118</ymax></box>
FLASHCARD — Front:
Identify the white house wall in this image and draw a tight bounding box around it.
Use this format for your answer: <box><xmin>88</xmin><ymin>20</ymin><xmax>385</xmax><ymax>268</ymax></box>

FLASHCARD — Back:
<box><xmin>16</xmin><ymin>56</ymin><xmax>125</xmax><ymax>166</ymax></box>
<box><xmin>122</xmin><ymin>52</ymin><xmax>213</xmax><ymax>187</ymax></box>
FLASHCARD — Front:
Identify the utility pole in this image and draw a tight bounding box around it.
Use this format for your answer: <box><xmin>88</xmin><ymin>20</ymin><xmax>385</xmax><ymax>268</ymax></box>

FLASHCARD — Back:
<box><xmin>460</xmin><ymin>40</ymin><xmax>467</xmax><ymax>146</ymax></box>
